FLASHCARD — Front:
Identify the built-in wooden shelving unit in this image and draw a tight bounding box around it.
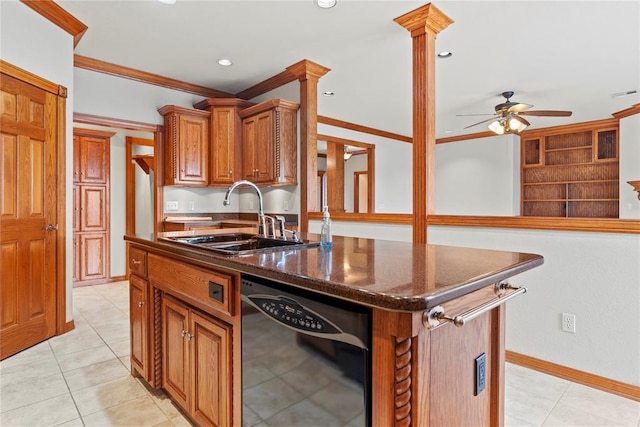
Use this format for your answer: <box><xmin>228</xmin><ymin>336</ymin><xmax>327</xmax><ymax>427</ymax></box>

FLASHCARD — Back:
<box><xmin>521</xmin><ymin>119</ymin><xmax>619</xmax><ymax>218</ymax></box>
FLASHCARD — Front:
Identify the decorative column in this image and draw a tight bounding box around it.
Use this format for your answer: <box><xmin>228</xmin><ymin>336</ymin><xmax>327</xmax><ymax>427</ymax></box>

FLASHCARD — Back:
<box><xmin>286</xmin><ymin>60</ymin><xmax>331</xmax><ymax>232</ymax></box>
<box><xmin>395</xmin><ymin>4</ymin><xmax>453</xmax><ymax>243</ymax></box>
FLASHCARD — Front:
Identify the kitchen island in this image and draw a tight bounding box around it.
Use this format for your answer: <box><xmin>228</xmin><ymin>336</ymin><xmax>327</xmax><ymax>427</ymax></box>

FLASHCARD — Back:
<box><xmin>125</xmin><ymin>231</ymin><xmax>543</xmax><ymax>426</ymax></box>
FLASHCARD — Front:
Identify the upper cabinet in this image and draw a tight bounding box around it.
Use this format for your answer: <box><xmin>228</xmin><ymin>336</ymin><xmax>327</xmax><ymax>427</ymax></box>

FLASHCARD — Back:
<box><xmin>520</xmin><ymin>118</ymin><xmax>619</xmax><ymax>218</ymax></box>
<box><xmin>73</xmin><ymin>132</ymin><xmax>111</xmax><ymax>184</ymax></box>
<box><xmin>159</xmin><ymin>105</ymin><xmax>210</xmax><ymax>186</ymax></box>
<box><xmin>193</xmin><ymin>98</ymin><xmax>254</xmax><ymax>186</ymax></box>
<box><xmin>239</xmin><ymin>99</ymin><xmax>299</xmax><ymax>186</ymax></box>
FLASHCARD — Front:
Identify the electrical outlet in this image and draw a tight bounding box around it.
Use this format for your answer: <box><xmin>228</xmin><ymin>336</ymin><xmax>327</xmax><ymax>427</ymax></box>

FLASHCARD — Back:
<box><xmin>562</xmin><ymin>313</ymin><xmax>576</xmax><ymax>333</ymax></box>
<box><xmin>165</xmin><ymin>201</ymin><xmax>179</xmax><ymax>211</ymax></box>
<box><xmin>475</xmin><ymin>353</ymin><xmax>486</xmax><ymax>396</ymax></box>
<box><xmin>188</xmin><ymin>202</ymin><xmax>195</xmax><ymax>211</ymax></box>
<box><xmin>283</xmin><ymin>200</ymin><xmax>289</xmax><ymax>211</ymax></box>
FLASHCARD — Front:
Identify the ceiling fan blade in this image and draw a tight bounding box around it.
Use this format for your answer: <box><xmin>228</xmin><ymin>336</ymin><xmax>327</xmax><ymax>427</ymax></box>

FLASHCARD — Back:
<box><xmin>506</xmin><ymin>102</ymin><xmax>533</xmax><ymax>113</ymax></box>
<box><xmin>464</xmin><ymin>116</ymin><xmax>498</xmax><ymax>129</ymax></box>
<box><xmin>456</xmin><ymin>113</ymin><xmax>494</xmax><ymax>117</ymax></box>
<box><xmin>519</xmin><ymin>110</ymin><xmax>572</xmax><ymax>117</ymax></box>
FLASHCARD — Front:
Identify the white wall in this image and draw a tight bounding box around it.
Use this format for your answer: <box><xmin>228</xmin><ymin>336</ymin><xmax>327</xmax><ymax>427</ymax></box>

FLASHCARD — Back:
<box><xmin>1</xmin><ymin>1</ymin><xmax>75</xmax><ymax>321</ymax></box>
<box><xmin>619</xmin><ymin>114</ymin><xmax>640</xmax><ymax>219</ymax></box>
<box><xmin>435</xmin><ymin>134</ymin><xmax>520</xmax><ymax>215</ymax></box>
<box><xmin>428</xmin><ymin>226</ymin><xmax>640</xmax><ymax>386</ymax></box>
<box><xmin>317</xmin><ymin>124</ymin><xmax>413</xmax><ymax>213</ymax></box>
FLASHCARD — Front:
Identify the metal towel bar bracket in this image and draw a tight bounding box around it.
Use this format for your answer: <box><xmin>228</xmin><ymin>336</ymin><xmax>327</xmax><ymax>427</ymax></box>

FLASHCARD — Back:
<box><xmin>423</xmin><ymin>281</ymin><xmax>527</xmax><ymax>328</ymax></box>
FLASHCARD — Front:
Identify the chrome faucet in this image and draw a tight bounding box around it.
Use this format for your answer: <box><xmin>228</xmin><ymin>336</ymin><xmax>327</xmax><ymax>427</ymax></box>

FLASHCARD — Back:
<box><xmin>223</xmin><ymin>180</ymin><xmax>273</xmax><ymax>238</ymax></box>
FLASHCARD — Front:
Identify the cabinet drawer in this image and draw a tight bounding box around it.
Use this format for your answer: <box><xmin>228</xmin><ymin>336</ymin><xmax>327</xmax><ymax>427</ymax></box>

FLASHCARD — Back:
<box><xmin>129</xmin><ymin>247</ymin><xmax>148</xmax><ymax>277</ymax></box>
<box><xmin>148</xmin><ymin>254</ymin><xmax>234</xmax><ymax>317</ymax></box>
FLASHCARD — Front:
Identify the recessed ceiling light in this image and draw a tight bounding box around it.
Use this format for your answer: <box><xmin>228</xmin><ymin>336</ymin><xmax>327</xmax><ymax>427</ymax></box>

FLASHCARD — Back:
<box><xmin>444</xmin><ymin>130</ymin><xmax>453</xmax><ymax>134</ymax></box>
<box><xmin>323</xmin><ymin>91</ymin><xmax>335</xmax><ymax>96</ymax></box>
<box><xmin>217</xmin><ymin>59</ymin><xmax>233</xmax><ymax>67</ymax></box>
<box><xmin>437</xmin><ymin>51</ymin><xmax>452</xmax><ymax>58</ymax></box>
<box><xmin>317</xmin><ymin>0</ymin><xmax>337</xmax><ymax>9</ymax></box>
<box><xmin>158</xmin><ymin>0</ymin><xmax>176</xmax><ymax>4</ymax></box>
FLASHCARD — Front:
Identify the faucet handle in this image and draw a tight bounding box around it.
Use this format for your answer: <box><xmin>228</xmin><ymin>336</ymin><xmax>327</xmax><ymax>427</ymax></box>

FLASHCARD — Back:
<box><xmin>260</xmin><ymin>215</ymin><xmax>277</xmax><ymax>239</ymax></box>
<box><xmin>274</xmin><ymin>215</ymin><xmax>286</xmax><ymax>239</ymax></box>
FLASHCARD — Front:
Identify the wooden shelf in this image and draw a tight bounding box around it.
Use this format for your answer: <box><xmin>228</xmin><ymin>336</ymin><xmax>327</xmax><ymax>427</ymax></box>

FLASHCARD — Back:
<box><xmin>520</xmin><ymin>121</ymin><xmax>619</xmax><ymax>218</ymax></box>
<box><xmin>132</xmin><ymin>155</ymin><xmax>155</xmax><ymax>175</ymax></box>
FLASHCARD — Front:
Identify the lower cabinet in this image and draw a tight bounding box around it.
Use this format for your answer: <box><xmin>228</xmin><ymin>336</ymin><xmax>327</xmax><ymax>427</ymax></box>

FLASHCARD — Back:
<box><xmin>129</xmin><ymin>274</ymin><xmax>149</xmax><ymax>381</ymax></box>
<box><xmin>162</xmin><ymin>294</ymin><xmax>231</xmax><ymax>427</ymax></box>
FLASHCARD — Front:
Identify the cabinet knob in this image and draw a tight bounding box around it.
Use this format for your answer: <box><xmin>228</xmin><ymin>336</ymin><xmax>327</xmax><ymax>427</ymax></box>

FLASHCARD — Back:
<box><xmin>229</xmin><ymin>170</ymin><xmax>233</xmax><ymax>175</ymax></box>
<box><xmin>138</xmin><ymin>301</ymin><xmax>144</xmax><ymax>307</ymax></box>
<box><xmin>131</xmin><ymin>259</ymin><xmax>141</xmax><ymax>266</ymax></box>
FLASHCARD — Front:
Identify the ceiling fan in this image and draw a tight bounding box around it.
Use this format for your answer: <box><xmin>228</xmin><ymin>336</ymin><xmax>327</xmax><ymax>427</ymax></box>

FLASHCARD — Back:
<box><xmin>459</xmin><ymin>91</ymin><xmax>572</xmax><ymax>135</ymax></box>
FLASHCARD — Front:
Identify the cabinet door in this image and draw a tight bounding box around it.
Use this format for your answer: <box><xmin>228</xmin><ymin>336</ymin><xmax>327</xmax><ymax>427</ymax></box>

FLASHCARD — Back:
<box><xmin>190</xmin><ymin>311</ymin><xmax>231</xmax><ymax>427</ymax></box>
<box><xmin>73</xmin><ymin>135</ymin><xmax>80</xmax><ymax>183</ymax></box>
<box><xmin>78</xmin><ymin>233</ymin><xmax>107</xmax><ymax>281</ymax></box>
<box><xmin>72</xmin><ymin>234</ymin><xmax>80</xmax><ymax>282</ymax></box>
<box><xmin>242</xmin><ymin>117</ymin><xmax>258</xmax><ymax>180</ymax></box>
<box><xmin>79</xmin><ymin>136</ymin><xmax>109</xmax><ymax>184</ymax></box>
<box><xmin>211</xmin><ymin>107</ymin><xmax>238</xmax><ymax>185</ymax></box>
<box><xmin>162</xmin><ymin>296</ymin><xmax>190</xmax><ymax>411</ymax></box>
<box><xmin>253</xmin><ymin>111</ymin><xmax>274</xmax><ymax>183</ymax></box>
<box><xmin>178</xmin><ymin>114</ymin><xmax>208</xmax><ymax>185</ymax></box>
<box><xmin>72</xmin><ymin>185</ymin><xmax>80</xmax><ymax>233</ymax></box>
<box><xmin>80</xmin><ymin>185</ymin><xmax>107</xmax><ymax>232</ymax></box>
<box><xmin>129</xmin><ymin>275</ymin><xmax>149</xmax><ymax>380</ymax></box>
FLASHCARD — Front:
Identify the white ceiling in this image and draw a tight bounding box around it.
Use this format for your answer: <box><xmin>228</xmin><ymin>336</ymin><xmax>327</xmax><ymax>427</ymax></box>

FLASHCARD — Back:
<box><xmin>59</xmin><ymin>0</ymin><xmax>640</xmax><ymax>138</ymax></box>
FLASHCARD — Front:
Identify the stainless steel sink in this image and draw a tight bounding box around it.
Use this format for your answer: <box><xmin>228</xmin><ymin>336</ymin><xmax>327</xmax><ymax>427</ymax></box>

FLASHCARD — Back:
<box><xmin>160</xmin><ymin>233</ymin><xmax>319</xmax><ymax>256</ymax></box>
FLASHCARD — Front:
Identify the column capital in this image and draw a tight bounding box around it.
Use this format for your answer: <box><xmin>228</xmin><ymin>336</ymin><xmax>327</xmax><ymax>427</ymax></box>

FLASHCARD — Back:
<box><xmin>286</xmin><ymin>59</ymin><xmax>331</xmax><ymax>81</ymax></box>
<box><xmin>394</xmin><ymin>3</ymin><xmax>453</xmax><ymax>37</ymax></box>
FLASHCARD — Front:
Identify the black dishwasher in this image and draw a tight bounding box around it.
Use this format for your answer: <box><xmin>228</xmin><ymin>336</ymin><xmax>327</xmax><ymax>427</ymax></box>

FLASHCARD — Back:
<box><xmin>241</xmin><ymin>274</ymin><xmax>371</xmax><ymax>426</ymax></box>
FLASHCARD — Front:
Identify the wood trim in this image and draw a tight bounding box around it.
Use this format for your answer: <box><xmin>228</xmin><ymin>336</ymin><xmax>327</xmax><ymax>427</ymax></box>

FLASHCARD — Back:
<box><xmin>73</xmin><ymin>127</ymin><xmax>116</xmax><ymax>138</ymax></box>
<box><xmin>235</xmin><ymin>69</ymin><xmax>297</xmax><ymax>100</ymax></box>
<box><xmin>56</xmin><ymin>88</ymin><xmax>69</xmax><ymax>335</ymax></box>
<box><xmin>427</xmin><ymin>215</ymin><xmax>640</xmax><ymax>234</ymax></box>
<box><xmin>317</xmin><ymin>134</ymin><xmax>375</xmax><ymax>150</ymax></box>
<box><xmin>318</xmin><ymin>115</ymin><xmax>412</xmax><ymax>143</ymax></box>
<box><xmin>20</xmin><ymin>0</ymin><xmax>88</xmax><ymax>47</ymax></box>
<box><xmin>506</xmin><ymin>351</ymin><xmax>640</xmax><ymax>402</ymax></box>
<box><xmin>308</xmin><ymin>212</ymin><xmax>413</xmax><ymax>224</ymax></box>
<box><xmin>436</xmin><ymin>130</ymin><xmax>496</xmax><ymax>144</ymax></box>
<box><xmin>520</xmin><ymin>118</ymin><xmax>619</xmax><ymax>138</ymax></box>
<box><xmin>612</xmin><ymin>103</ymin><xmax>640</xmax><ymax>119</ymax></box>
<box><xmin>74</xmin><ymin>113</ymin><xmax>161</xmax><ymax>132</ymax></box>
<box><xmin>74</xmin><ymin>55</ymin><xmax>234</xmax><ymax>98</ymax></box>
<box><xmin>1</xmin><ymin>60</ymin><xmax>60</xmax><ymax>95</ymax></box>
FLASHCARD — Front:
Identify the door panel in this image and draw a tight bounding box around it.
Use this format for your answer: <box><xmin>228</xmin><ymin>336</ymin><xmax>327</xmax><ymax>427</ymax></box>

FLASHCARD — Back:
<box><xmin>0</xmin><ymin>73</ymin><xmax>57</xmax><ymax>359</ymax></box>
<box><xmin>79</xmin><ymin>233</ymin><xmax>106</xmax><ymax>281</ymax></box>
<box><xmin>80</xmin><ymin>136</ymin><xmax>108</xmax><ymax>184</ymax></box>
<box><xmin>80</xmin><ymin>186</ymin><xmax>106</xmax><ymax>231</ymax></box>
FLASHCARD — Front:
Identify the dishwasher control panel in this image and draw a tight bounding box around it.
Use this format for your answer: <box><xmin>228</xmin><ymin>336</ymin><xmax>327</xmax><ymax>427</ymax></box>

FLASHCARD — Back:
<box><xmin>248</xmin><ymin>295</ymin><xmax>340</xmax><ymax>334</ymax></box>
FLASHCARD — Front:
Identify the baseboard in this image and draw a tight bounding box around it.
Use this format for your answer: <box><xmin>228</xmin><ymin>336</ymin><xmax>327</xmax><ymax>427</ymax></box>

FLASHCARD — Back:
<box><xmin>506</xmin><ymin>350</ymin><xmax>640</xmax><ymax>402</ymax></box>
<box><xmin>60</xmin><ymin>319</ymin><xmax>75</xmax><ymax>334</ymax></box>
<box><xmin>73</xmin><ymin>275</ymin><xmax>127</xmax><ymax>287</ymax></box>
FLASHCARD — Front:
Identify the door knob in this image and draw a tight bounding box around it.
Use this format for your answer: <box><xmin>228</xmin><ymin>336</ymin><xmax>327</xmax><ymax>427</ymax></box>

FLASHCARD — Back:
<box><xmin>46</xmin><ymin>224</ymin><xmax>59</xmax><ymax>231</ymax></box>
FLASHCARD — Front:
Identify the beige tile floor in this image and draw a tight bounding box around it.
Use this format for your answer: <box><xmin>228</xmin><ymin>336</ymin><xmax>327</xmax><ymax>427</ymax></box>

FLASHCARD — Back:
<box><xmin>0</xmin><ymin>281</ymin><xmax>638</xmax><ymax>427</ymax></box>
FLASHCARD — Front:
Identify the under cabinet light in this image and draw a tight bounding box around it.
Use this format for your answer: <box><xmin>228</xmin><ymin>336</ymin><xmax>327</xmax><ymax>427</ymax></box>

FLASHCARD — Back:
<box><xmin>217</xmin><ymin>59</ymin><xmax>233</xmax><ymax>67</ymax></box>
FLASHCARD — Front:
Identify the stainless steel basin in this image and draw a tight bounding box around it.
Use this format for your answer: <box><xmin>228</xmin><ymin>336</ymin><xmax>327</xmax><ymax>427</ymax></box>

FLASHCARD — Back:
<box><xmin>160</xmin><ymin>233</ymin><xmax>319</xmax><ymax>256</ymax></box>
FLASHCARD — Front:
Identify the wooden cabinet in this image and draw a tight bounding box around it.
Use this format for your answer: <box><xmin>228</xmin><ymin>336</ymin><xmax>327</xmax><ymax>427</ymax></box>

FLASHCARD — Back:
<box><xmin>128</xmin><ymin>246</ymin><xmax>158</xmax><ymax>386</ymax></box>
<box><xmin>193</xmin><ymin>98</ymin><xmax>254</xmax><ymax>186</ymax></box>
<box><xmin>521</xmin><ymin>119</ymin><xmax>619</xmax><ymax>218</ymax></box>
<box><xmin>159</xmin><ymin>105</ymin><xmax>210</xmax><ymax>186</ymax></box>
<box><xmin>162</xmin><ymin>294</ymin><xmax>232</xmax><ymax>427</ymax></box>
<box><xmin>130</xmin><ymin>274</ymin><xmax>149</xmax><ymax>381</ymax></box>
<box><xmin>239</xmin><ymin>99</ymin><xmax>299</xmax><ymax>186</ymax></box>
<box><xmin>73</xmin><ymin>133</ymin><xmax>110</xmax><ymax>184</ymax></box>
<box><xmin>73</xmin><ymin>128</ymin><xmax>112</xmax><ymax>286</ymax></box>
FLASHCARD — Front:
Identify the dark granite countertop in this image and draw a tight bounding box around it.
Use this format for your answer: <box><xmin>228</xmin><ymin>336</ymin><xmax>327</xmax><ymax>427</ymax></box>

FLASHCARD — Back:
<box><xmin>125</xmin><ymin>232</ymin><xmax>543</xmax><ymax>312</ymax></box>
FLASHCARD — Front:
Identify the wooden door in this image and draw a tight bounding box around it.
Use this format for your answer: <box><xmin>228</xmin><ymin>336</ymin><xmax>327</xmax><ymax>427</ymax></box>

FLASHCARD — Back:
<box><xmin>79</xmin><ymin>135</ymin><xmax>108</xmax><ymax>184</ymax></box>
<box><xmin>129</xmin><ymin>274</ymin><xmax>149</xmax><ymax>380</ymax></box>
<box><xmin>190</xmin><ymin>311</ymin><xmax>231</xmax><ymax>427</ymax></box>
<box><xmin>0</xmin><ymin>73</ymin><xmax>58</xmax><ymax>359</ymax></box>
<box><xmin>178</xmin><ymin>114</ymin><xmax>208</xmax><ymax>184</ymax></box>
<box><xmin>242</xmin><ymin>116</ymin><xmax>257</xmax><ymax>180</ymax></box>
<box><xmin>162</xmin><ymin>296</ymin><xmax>190</xmax><ymax>411</ymax></box>
<box><xmin>254</xmin><ymin>111</ymin><xmax>274</xmax><ymax>183</ymax></box>
<box><xmin>78</xmin><ymin>233</ymin><xmax>106</xmax><ymax>281</ymax></box>
<box><xmin>211</xmin><ymin>107</ymin><xmax>234</xmax><ymax>185</ymax></box>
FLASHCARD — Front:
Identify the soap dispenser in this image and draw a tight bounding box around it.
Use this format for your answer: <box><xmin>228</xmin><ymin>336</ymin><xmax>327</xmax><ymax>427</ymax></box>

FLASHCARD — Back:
<box><xmin>320</xmin><ymin>207</ymin><xmax>332</xmax><ymax>248</ymax></box>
